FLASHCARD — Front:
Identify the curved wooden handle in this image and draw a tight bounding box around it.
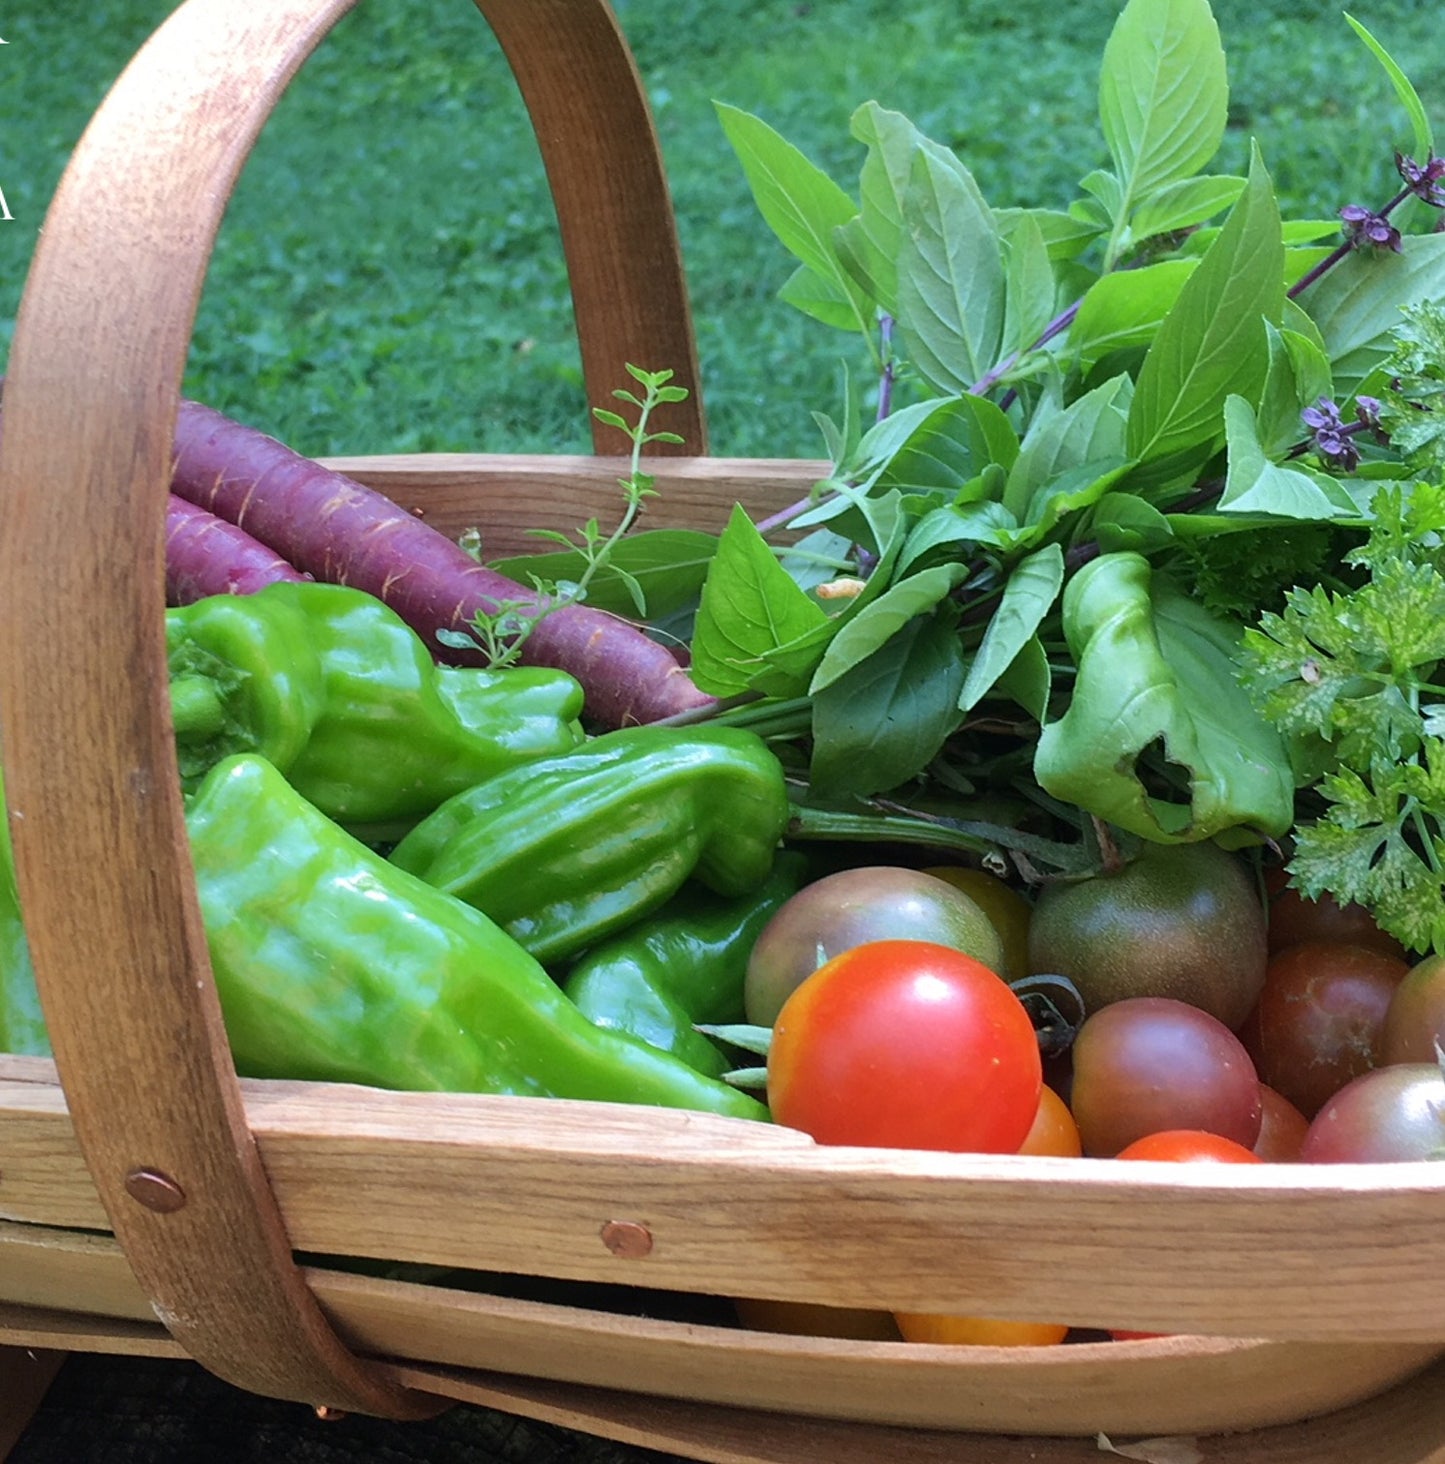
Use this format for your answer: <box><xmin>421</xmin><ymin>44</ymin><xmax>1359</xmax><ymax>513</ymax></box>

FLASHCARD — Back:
<box><xmin>0</xmin><ymin>0</ymin><xmax>698</xmax><ymax>1415</ymax></box>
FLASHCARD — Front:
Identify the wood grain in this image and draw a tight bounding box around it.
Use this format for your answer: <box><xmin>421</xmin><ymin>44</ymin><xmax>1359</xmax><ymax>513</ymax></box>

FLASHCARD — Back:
<box><xmin>0</xmin><ymin>0</ymin><xmax>707</xmax><ymax>1420</ymax></box>
<box><xmin>0</xmin><ymin>1226</ymin><xmax>1438</xmax><ymax>1440</ymax></box>
<box><xmin>5</xmin><ymin>1063</ymin><xmax>1445</xmax><ymax>1346</ymax></box>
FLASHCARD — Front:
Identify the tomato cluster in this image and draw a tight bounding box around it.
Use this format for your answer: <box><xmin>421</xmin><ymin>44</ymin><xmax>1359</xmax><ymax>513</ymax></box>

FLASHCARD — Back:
<box><xmin>731</xmin><ymin>855</ymin><xmax>1445</xmax><ymax>1349</ymax></box>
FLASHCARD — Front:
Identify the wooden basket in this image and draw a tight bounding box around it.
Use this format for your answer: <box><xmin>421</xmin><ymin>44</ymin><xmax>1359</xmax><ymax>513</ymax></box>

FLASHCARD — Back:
<box><xmin>3</xmin><ymin>2</ymin><xmax>1445</xmax><ymax>1460</ymax></box>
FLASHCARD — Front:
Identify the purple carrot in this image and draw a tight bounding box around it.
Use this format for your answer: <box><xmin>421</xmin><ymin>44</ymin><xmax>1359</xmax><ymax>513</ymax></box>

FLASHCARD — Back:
<box><xmin>166</xmin><ymin>494</ymin><xmax>309</xmax><ymax>603</ymax></box>
<box><xmin>168</xmin><ymin>399</ymin><xmax>717</xmax><ymax>727</ymax></box>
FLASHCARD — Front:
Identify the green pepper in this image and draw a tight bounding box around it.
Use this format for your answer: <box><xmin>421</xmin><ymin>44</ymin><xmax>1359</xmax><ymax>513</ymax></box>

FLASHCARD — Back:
<box><xmin>0</xmin><ymin>768</ymin><xmax>48</xmax><ymax>1058</ymax></box>
<box><xmin>389</xmin><ymin>726</ymin><xmax>791</xmax><ymax>965</ymax></box>
<box><xmin>167</xmin><ymin>582</ymin><xmax>585</xmax><ymax>825</ymax></box>
<box><xmin>187</xmin><ymin>753</ymin><xmax>767</xmax><ymax>1120</ymax></box>
<box><xmin>562</xmin><ymin>852</ymin><xmax>808</xmax><ymax>1078</ymax></box>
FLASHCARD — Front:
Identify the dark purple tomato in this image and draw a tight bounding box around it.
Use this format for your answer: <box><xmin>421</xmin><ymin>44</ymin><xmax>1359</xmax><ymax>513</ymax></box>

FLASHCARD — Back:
<box><xmin>743</xmin><ymin>866</ymin><xmax>1006</xmax><ymax>1026</ymax></box>
<box><xmin>1252</xmin><ymin>1084</ymin><xmax>1310</xmax><ymax>1163</ymax></box>
<box><xmin>1300</xmin><ymin>1064</ymin><xmax>1445</xmax><ymax>1163</ymax></box>
<box><xmin>1237</xmin><ymin>941</ymin><xmax>1409</xmax><ymax>1119</ymax></box>
<box><xmin>1380</xmin><ymin>955</ymin><xmax>1445</xmax><ymax>1066</ymax></box>
<box><xmin>1068</xmin><ymin>996</ymin><xmax>1263</xmax><ymax>1158</ymax></box>
<box><xmin>1265</xmin><ymin>877</ymin><xmax>1407</xmax><ymax>960</ymax></box>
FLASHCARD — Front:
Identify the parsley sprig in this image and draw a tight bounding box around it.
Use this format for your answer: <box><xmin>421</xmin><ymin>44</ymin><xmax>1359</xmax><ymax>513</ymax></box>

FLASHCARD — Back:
<box><xmin>1240</xmin><ymin>482</ymin><xmax>1445</xmax><ymax>953</ymax></box>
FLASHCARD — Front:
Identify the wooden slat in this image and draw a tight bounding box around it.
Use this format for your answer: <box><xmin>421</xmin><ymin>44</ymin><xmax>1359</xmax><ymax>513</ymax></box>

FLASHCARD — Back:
<box><xmin>4</xmin><ymin>1064</ymin><xmax>1445</xmax><ymax>1344</ymax></box>
<box><xmin>317</xmin><ymin>453</ymin><xmax>828</xmax><ymax>555</ymax></box>
<box><xmin>471</xmin><ymin>0</ymin><xmax>707</xmax><ymax>455</ymax></box>
<box><xmin>383</xmin><ymin>1358</ymin><xmax>1445</xmax><ymax>1464</ymax></box>
<box><xmin>1</xmin><ymin>1226</ymin><xmax>1438</xmax><ymax>1440</ymax></box>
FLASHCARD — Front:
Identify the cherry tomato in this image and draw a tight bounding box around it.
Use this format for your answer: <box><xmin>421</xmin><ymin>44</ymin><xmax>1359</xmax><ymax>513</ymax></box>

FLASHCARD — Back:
<box><xmin>1017</xmin><ymin>1083</ymin><xmax>1083</xmax><ymax>1158</ymax></box>
<box><xmin>1109</xmin><ymin>1129</ymin><xmax>1261</xmax><ymax>1339</ymax></box>
<box><xmin>767</xmin><ymin>939</ymin><xmax>1042</xmax><ymax>1153</ymax></box>
<box><xmin>1265</xmin><ymin>877</ymin><xmax>1407</xmax><ymax>960</ymax></box>
<box><xmin>922</xmin><ymin>865</ymin><xmax>1033</xmax><ymax>981</ymax></box>
<box><xmin>1252</xmin><ymin>1084</ymin><xmax>1310</xmax><ymax>1163</ymax></box>
<box><xmin>744</xmin><ymin>867</ymin><xmax>1006</xmax><ymax>1025</ymax></box>
<box><xmin>1300</xmin><ymin>1064</ymin><xmax>1445</xmax><ymax>1162</ymax></box>
<box><xmin>893</xmin><ymin>1312</ymin><xmax>1069</xmax><ymax>1347</ymax></box>
<box><xmin>1238</xmin><ymin>941</ymin><xmax>1409</xmax><ymax>1119</ymax></box>
<box><xmin>733</xmin><ymin>1297</ymin><xmax>901</xmax><ymax>1341</ymax></box>
<box><xmin>1380</xmin><ymin>955</ymin><xmax>1445</xmax><ymax>1065</ymax></box>
<box><xmin>1114</xmin><ymin>1130</ymin><xmax>1264</xmax><ymax>1163</ymax></box>
<box><xmin>1068</xmin><ymin>997</ymin><xmax>1263</xmax><ymax>1157</ymax></box>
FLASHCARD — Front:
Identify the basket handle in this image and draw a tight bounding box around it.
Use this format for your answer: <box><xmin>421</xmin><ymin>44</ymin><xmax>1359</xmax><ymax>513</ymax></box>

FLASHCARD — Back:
<box><xmin>0</xmin><ymin>0</ymin><xmax>700</xmax><ymax>1414</ymax></box>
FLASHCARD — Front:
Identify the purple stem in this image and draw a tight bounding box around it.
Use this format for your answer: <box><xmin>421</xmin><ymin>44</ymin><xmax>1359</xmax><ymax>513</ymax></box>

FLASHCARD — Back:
<box><xmin>969</xmin><ymin>299</ymin><xmax>1082</xmax><ymax>398</ymax></box>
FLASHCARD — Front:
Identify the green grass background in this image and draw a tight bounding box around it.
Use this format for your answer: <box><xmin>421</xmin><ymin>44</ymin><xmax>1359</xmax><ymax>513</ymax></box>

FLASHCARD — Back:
<box><xmin>2</xmin><ymin>0</ymin><xmax>1443</xmax><ymax>460</ymax></box>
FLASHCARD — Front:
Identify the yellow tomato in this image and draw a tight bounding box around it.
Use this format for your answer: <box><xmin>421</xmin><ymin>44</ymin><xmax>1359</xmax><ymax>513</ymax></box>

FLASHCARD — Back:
<box><xmin>922</xmin><ymin>865</ymin><xmax>1032</xmax><ymax>981</ymax></box>
<box><xmin>893</xmin><ymin>1312</ymin><xmax>1069</xmax><ymax>1347</ymax></box>
<box><xmin>1017</xmin><ymin>1083</ymin><xmax>1083</xmax><ymax>1158</ymax></box>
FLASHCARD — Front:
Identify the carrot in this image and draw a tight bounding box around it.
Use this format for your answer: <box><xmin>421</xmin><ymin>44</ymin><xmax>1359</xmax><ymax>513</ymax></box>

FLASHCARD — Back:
<box><xmin>166</xmin><ymin>494</ymin><xmax>309</xmax><ymax>603</ymax></box>
<box><xmin>168</xmin><ymin>399</ymin><xmax>717</xmax><ymax>728</ymax></box>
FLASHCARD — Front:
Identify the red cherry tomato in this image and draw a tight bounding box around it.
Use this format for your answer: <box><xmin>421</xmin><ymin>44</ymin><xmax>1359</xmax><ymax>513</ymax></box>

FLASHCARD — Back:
<box><xmin>767</xmin><ymin>939</ymin><xmax>1042</xmax><ymax>1153</ymax></box>
<box><xmin>1238</xmin><ymin>941</ymin><xmax>1409</xmax><ymax>1119</ymax></box>
<box><xmin>1108</xmin><ymin>1129</ymin><xmax>1262</xmax><ymax>1339</ymax></box>
<box><xmin>1114</xmin><ymin>1130</ymin><xmax>1265</xmax><ymax>1163</ymax></box>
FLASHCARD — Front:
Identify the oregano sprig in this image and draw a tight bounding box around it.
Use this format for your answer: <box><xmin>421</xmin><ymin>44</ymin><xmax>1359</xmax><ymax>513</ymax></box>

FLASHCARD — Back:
<box><xmin>442</xmin><ymin>366</ymin><xmax>686</xmax><ymax>666</ymax></box>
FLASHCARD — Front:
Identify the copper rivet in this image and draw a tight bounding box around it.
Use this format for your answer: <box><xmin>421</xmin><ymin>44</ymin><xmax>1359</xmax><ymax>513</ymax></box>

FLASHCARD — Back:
<box><xmin>123</xmin><ymin>1167</ymin><xmax>187</xmax><ymax>1213</ymax></box>
<box><xmin>600</xmin><ymin>1219</ymin><xmax>653</xmax><ymax>1258</ymax></box>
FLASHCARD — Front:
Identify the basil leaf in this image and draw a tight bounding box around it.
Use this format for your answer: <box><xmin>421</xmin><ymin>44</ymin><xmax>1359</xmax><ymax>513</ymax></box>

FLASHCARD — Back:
<box><xmin>870</xmin><ymin>394</ymin><xmax>1019</xmax><ymax>494</ymax></box>
<box><xmin>810</xmin><ymin>562</ymin><xmax>969</xmax><ymax>694</ymax></box>
<box><xmin>810</xmin><ymin>613</ymin><xmax>966</xmax><ymax>797</ymax></box>
<box><xmin>1001</xmin><ymin>211</ymin><xmax>1056</xmax><ymax>362</ymax></box>
<box><xmin>1033</xmin><ymin>552</ymin><xmax>1294</xmax><ymax>841</ymax></box>
<box><xmin>1217</xmin><ymin>395</ymin><xmax>1362</xmax><ymax>521</ymax></box>
<box><xmin>1126</xmin><ymin>145</ymin><xmax>1284</xmax><ymax>475</ymax></box>
<box><xmin>994</xmin><ymin>635</ymin><xmax>1052</xmax><ymax>723</ymax></box>
<box><xmin>1005</xmin><ymin>373</ymin><xmax>1133</xmax><ymax>519</ymax></box>
<box><xmin>895</xmin><ymin>146</ymin><xmax>1007</xmax><ymax>393</ymax></box>
<box><xmin>1300</xmin><ymin>234</ymin><xmax>1445</xmax><ymax>400</ymax></box>
<box><xmin>691</xmin><ymin>504</ymin><xmax>829</xmax><ymax>696</ymax></box>
<box><xmin>1099</xmin><ymin>0</ymin><xmax>1229</xmax><ymax>221</ymax></box>
<box><xmin>1129</xmin><ymin>174</ymin><xmax>1246</xmax><ymax>242</ymax></box>
<box><xmin>715</xmin><ymin>103</ymin><xmax>873</xmax><ymax>338</ymax></box>
<box><xmin>1344</xmin><ymin>13</ymin><xmax>1433</xmax><ymax>163</ymax></box>
<box><xmin>959</xmin><ymin>544</ymin><xmax>1065</xmax><ymax>712</ymax></box>
<box><xmin>1069</xmin><ymin>259</ymin><xmax>1198</xmax><ymax>371</ymax></box>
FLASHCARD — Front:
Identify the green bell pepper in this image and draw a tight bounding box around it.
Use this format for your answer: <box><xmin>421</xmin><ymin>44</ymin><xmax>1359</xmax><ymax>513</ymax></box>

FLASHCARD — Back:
<box><xmin>562</xmin><ymin>852</ymin><xmax>808</xmax><ymax>1078</ymax></box>
<box><xmin>388</xmin><ymin>726</ymin><xmax>791</xmax><ymax>965</ymax></box>
<box><xmin>187</xmin><ymin>753</ymin><xmax>768</xmax><ymax>1119</ymax></box>
<box><xmin>167</xmin><ymin>581</ymin><xmax>585</xmax><ymax>826</ymax></box>
<box><xmin>0</xmin><ymin>768</ymin><xmax>48</xmax><ymax>1058</ymax></box>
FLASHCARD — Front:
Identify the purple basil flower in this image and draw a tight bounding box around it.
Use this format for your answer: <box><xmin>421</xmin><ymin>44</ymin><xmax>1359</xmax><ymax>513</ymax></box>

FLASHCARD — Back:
<box><xmin>1396</xmin><ymin>152</ymin><xmax>1445</xmax><ymax>207</ymax></box>
<box><xmin>1340</xmin><ymin>203</ymin><xmax>1402</xmax><ymax>252</ymax></box>
<box><xmin>1354</xmin><ymin>395</ymin><xmax>1386</xmax><ymax>436</ymax></box>
<box><xmin>1302</xmin><ymin>397</ymin><xmax>1361</xmax><ymax>471</ymax></box>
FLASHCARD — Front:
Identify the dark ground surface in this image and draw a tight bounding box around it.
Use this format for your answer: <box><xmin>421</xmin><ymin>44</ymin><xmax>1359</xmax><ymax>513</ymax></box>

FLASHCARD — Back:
<box><xmin>11</xmin><ymin>1354</ymin><xmax>692</xmax><ymax>1464</ymax></box>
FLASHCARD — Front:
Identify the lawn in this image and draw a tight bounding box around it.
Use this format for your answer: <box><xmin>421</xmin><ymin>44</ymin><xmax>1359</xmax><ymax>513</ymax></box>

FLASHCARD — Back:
<box><xmin>2</xmin><ymin>0</ymin><xmax>1444</xmax><ymax>460</ymax></box>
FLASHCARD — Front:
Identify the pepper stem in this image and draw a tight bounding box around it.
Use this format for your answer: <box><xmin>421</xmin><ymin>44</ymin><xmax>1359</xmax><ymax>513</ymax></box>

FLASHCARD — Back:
<box><xmin>169</xmin><ymin>675</ymin><xmax>228</xmax><ymax>738</ymax></box>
